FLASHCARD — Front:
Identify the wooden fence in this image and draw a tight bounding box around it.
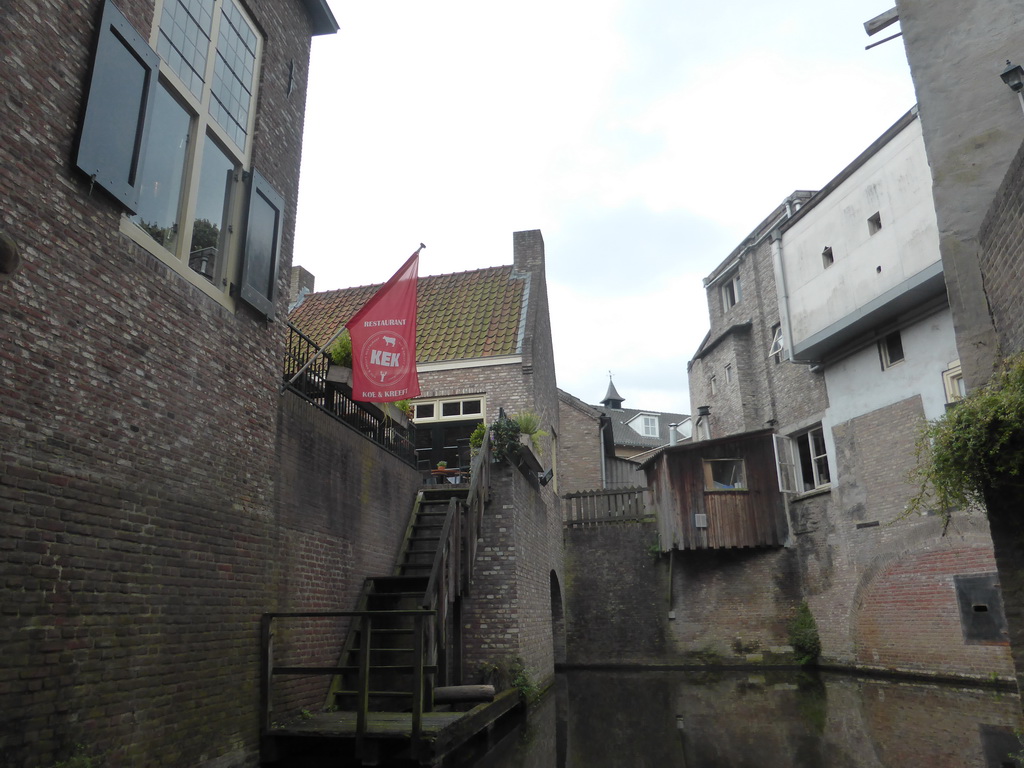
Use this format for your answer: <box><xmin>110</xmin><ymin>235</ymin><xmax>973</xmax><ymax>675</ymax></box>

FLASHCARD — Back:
<box><xmin>562</xmin><ymin>487</ymin><xmax>651</xmax><ymax>528</ymax></box>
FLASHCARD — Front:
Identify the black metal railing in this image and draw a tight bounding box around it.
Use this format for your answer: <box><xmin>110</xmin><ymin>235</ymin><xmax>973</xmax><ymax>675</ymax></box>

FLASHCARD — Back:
<box><xmin>282</xmin><ymin>322</ymin><xmax>416</xmax><ymax>465</ymax></box>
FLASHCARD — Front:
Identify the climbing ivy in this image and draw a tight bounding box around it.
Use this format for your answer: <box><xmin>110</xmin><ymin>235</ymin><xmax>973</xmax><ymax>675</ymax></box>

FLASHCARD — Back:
<box><xmin>907</xmin><ymin>354</ymin><xmax>1024</xmax><ymax>525</ymax></box>
<box><xmin>788</xmin><ymin>600</ymin><xmax>821</xmax><ymax>666</ymax></box>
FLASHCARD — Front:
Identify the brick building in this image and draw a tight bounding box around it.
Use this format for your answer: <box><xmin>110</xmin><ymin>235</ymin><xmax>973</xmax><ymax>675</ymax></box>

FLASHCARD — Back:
<box><xmin>288</xmin><ymin>229</ymin><xmax>566</xmax><ymax>689</ymax></box>
<box><xmin>890</xmin><ymin>0</ymin><xmax>1024</xmax><ymax>697</ymax></box>
<box><xmin>674</xmin><ymin>109</ymin><xmax>1013</xmax><ymax>680</ymax></box>
<box><xmin>0</xmin><ymin>1</ymin><xmax>368</xmax><ymax>766</ymax></box>
<box><xmin>556</xmin><ymin>382</ymin><xmax>689</xmax><ymax>494</ymax></box>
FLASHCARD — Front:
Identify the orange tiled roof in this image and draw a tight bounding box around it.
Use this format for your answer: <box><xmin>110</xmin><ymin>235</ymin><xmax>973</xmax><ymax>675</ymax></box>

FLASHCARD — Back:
<box><xmin>289</xmin><ymin>265</ymin><xmax>527</xmax><ymax>363</ymax></box>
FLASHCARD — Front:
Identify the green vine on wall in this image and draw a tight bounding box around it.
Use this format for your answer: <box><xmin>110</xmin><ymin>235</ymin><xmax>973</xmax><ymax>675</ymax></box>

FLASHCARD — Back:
<box><xmin>907</xmin><ymin>354</ymin><xmax>1024</xmax><ymax>527</ymax></box>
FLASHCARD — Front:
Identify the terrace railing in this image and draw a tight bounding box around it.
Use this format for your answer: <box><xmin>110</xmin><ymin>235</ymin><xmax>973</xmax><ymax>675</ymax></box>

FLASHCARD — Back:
<box><xmin>282</xmin><ymin>322</ymin><xmax>416</xmax><ymax>465</ymax></box>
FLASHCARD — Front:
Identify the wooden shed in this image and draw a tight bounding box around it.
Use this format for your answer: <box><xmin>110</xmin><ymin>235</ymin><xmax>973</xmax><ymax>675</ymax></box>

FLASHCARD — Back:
<box><xmin>642</xmin><ymin>429</ymin><xmax>788</xmax><ymax>551</ymax></box>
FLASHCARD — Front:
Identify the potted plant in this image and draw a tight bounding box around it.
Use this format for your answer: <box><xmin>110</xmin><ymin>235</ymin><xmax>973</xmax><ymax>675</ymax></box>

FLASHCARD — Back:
<box><xmin>325</xmin><ymin>329</ymin><xmax>353</xmax><ymax>386</ymax></box>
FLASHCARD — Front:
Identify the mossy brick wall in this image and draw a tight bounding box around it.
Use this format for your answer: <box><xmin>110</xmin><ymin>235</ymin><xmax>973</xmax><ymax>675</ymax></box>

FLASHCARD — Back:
<box><xmin>564</xmin><ymin>521</ymin><xmax>669</xmax><ymax>664</ymax></box>
<box><xmin>0</xmin><ymin>1</ymin><xmax>393</xmax><ymax>766</ymax></box>
<box><xmin>461</xmin><ymin>460</ymin><xmax>564</xmax><ymax>691</ymax></box>
<box><xmin>798</xmin><ymin>395</ymin><xmax>1013</xmax><ymax>679</ymax></box>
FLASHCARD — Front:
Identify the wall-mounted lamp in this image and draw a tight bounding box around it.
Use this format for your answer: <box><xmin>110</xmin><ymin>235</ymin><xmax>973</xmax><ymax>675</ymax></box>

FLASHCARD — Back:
<box><xmin>538</xmin><ymin>468</ymin><xmax>554</xmax><ymax>486</ymax></box>
<box><xmin>1000</xmin><ymin>60</ymin><xmax>1024</xmax><ymax>115</ymax></box>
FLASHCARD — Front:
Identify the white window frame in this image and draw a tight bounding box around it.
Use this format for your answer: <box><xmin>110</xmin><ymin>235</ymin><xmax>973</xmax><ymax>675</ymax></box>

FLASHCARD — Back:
<box><xmin>768</xmin><ymin>324</ymin><xmax>788</xmax><ymax>363</ymax></box>
<box><xmin>709</xmin><ymin>375</ymin><xmax>717</xmax><ymax>396</ymax></box>
<box><xmin>721</xmin><ymin>273</ymin><xmax>742</xmax><ymax>311</ymax></box>
<box><xmin>879</xmin><ymin>330</ymin><xmax>905</xmax><ymax>369</ymax></box>
<box><xmin>640</xmin><ymin>415</ymin><xmax>658</xmax><ymax>438</ymax></box>
<box><xmin>942</xmin><ymin>359</ymin><xmax>966</xmax><ymax>403</ymax></box>
<box><xmin>412</xmin><ymin>396</ymin><xmax>485</xmax><ymax>423</ymax></box>
<box><xmin>774</xmin><ymin>426</ymin><xmax>831</xmax><ymax>494</ymax></box>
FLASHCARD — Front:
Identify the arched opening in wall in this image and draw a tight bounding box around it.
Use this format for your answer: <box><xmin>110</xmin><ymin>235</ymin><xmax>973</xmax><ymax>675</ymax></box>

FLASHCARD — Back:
<box><xmin>550</xmin><ymin>570</ymin><xmax>566</xmax><ymax>665</ymax></box>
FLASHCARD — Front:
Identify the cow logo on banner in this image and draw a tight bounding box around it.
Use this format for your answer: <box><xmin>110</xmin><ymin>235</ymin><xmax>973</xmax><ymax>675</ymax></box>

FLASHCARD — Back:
<box><xmin>357</xmin><ymin>329</ymin><xmax>414</xmax><ymax>392</ymax></box>
<box><xmin>346</xmin><ymin>246</ymin><xmax>422</xmax><ymax>402</ymax></box>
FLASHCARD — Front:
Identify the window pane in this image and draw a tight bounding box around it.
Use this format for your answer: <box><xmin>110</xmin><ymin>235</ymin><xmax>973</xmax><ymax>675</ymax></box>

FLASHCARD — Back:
<box><xmin>211</xmin><ymin>0</ymin><xmax>257</xmax><ymax>149</ymax></box>
<box><xmin>705</xmin><ymin>459</ymin><xmax>746</xmax><ymax>490</ymax></box>
<box><xmin>158</xmin><ymin>0</ymin><xmax>214</xmax><ymax>99</ymax></box>
<box><xmin>415</xmin><ymin>403</ymin><xmax>434</xmax><ymax>420</ymax></box>
<box><xmin>441</xmin><ymin>402</ymin><xmax>461</xmax><ymax>417</ymax></box>
<box><xmin>130</xmin><ymin>85</ymin><xmax>190</xmax><ymax>252</ymax></box>
<box><xmin>462</xmin><ymin>400</ymin><xmax>482</xmax><ymax>415</ymax></box>
<box><xmin>189</xmin><ymin>136</ymin><xmax>234</xmax><ymax>281</ymax></box>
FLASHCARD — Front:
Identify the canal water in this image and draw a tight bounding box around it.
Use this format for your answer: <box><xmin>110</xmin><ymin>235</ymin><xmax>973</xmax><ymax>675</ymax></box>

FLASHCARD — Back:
<box><xmin>457</xmin><ymin>669</ymin><xmax>1024</xmax><ymax>768</ymax></box>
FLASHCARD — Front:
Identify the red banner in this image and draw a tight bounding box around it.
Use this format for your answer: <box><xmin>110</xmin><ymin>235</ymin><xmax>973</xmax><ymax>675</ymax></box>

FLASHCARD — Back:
<box><xmin>347</xmin><ymin>248</ymin><xmax>421</xmax><ymax>402</ymax></box>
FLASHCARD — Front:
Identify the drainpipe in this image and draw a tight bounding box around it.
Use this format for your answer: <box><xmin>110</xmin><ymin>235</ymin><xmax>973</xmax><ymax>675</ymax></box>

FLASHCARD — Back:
<box><xmin>599</xmin><ymin>420</ymin><xmax>608</xmax><ymax>489</ymax></box>
<box><xmin>770</xmin><ymin>229</ymin><xmax>801</xmax><ymax>365</ymax></box>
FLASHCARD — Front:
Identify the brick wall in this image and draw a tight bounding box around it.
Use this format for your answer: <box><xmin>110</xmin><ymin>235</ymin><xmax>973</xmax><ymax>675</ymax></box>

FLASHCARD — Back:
<box><xmin>564</xmin><ymin>521</ymin><xmax>669</xmax><ymax>664</ymax></box>
<box><xmin>797</xmin><ymin>395</ymin><xmax>1013</xmax><ymax>678</ymax></box>
<box><xmin>0</xmin><ymin>2</ymin><xmax>384</xmax><ymax>766</ymax></box>
<box><xmin>556</xmin><ymin>391</ymin><xmax>604</xmax><ymax>493</ymax></box>
<box><xmin>564</xmin><ymin>519</ymin><xmax>801</xmax><ymax>665</ymax></box>
<box><xmin>461</xmin><ymin>459</ymin><xmax>564</xmax><ymax>691</ymax></box>
<box><xmin>689</xmin><ymin>232</ymin><xmax>828</xmax><ymax>438</ymax></box>
<box><xmin>979</xmin><ymin>137</ymin><xmax>1024</xmax><ymax>360</ymax></box>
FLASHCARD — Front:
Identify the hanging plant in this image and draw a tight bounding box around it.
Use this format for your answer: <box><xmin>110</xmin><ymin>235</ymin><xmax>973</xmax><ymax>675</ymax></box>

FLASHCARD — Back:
<box><xmin>908</xmin><ymin>354</ymin><xmax>1024</xmax><ymax>526</ymax></box>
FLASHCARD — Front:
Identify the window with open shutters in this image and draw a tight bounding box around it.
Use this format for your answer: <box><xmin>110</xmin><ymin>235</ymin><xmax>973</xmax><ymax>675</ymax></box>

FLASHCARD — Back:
<box><xmin>76</xmin><ymin>0</ymin><xmax>283</xmax><ymax>317</ymax></box>
<box><xmin>774</xmin><ymin>426</ymin><xmax>831</xmax><ymax>494</ymax></box>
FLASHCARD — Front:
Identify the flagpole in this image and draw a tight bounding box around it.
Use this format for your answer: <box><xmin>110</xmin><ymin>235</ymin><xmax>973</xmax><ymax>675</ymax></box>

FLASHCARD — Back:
<box><xmin>283</xmin><ymin>244</ymin><xmax>425</xmax><ymax>391</ymax></box>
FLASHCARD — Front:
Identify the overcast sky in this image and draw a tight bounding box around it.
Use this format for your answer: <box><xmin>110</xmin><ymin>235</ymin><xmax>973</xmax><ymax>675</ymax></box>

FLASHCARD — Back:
<box><xmin>292</xmin><ymin>0</ymin><xmax>917</xmax><ymax>415</ymax></box>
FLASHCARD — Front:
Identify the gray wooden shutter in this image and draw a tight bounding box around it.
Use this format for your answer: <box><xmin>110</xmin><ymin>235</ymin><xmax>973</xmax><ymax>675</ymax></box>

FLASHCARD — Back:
<box><xmin>239</xmin><ymin>170</ymin><xmax>285</xmax><ymax>319</ymax></box>
<box><xmin>75</xmin><ymin>0</ymin><xmax>159</xmax><ymax>213</ymax></box>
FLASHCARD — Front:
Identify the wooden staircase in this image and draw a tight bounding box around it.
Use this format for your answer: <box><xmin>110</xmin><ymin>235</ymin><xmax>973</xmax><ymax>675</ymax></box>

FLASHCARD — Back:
<box><xmin>327</xmin><ymin>487</ymin><xmax>470</xmax><ymax>714</ymax></box>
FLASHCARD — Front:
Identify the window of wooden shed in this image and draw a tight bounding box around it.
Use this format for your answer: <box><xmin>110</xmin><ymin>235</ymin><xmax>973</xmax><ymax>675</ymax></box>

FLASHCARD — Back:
<box><xmin>703</xmin><ymin>459</ymin><xmax>747</xmax><ymax>491</ymax></box>
<box><xmin>75</xmin><ymin>0</ymin><xmax>283</xmax><ymax>317</ymax></box>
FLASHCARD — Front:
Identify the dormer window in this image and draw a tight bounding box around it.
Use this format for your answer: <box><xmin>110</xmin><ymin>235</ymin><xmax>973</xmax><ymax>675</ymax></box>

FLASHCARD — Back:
<box><xmin>641</xmin><ymin>415</ymin><xmax>658</xmax><ymax>437</ymax></box>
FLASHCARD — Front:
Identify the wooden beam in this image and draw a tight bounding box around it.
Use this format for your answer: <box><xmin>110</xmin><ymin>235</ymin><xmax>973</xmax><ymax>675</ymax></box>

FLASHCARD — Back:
<box><xmin>433</xmin><ymin>685</ymin><xmax>496</xmax><ymax>704</ymax></box>
<box><xmin>864</xmin><ymin>7</ymin><xmax>899</xmax><ymax>36</ymax></box>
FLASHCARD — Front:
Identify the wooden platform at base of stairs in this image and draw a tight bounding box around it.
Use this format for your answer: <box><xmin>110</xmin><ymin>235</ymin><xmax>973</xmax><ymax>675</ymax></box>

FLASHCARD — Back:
<box><xmin>261</xmin><ymin>689</ymin><xmax>523</xmax><ymax>767</ymax></box>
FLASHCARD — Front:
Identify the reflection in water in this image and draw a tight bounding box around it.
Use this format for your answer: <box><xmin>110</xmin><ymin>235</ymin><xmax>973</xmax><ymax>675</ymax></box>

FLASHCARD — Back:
<box><xmin>461</xmin><ymin>670</ymin><xmax>1024</xmax><ymax>768</ymax></box>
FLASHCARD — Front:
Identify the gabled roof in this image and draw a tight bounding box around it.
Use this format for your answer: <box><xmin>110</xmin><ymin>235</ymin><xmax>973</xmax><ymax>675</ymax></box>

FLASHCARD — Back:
<box><xmin>289</xmin><ymin>265</ymin><xmax>527</xmax><ymax>364</ymax></box>
<box><xmin>598</xmin><ymin>405</ymin><xmax>690</xmax><ymax>451</ymax></box>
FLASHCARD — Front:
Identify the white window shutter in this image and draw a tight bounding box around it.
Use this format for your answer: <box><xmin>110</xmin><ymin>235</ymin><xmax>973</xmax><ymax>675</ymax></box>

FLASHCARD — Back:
<box><xmin>773</xmin><ymin>433</ymin><xmax>798</xmax><ymax>493</ymax></box>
